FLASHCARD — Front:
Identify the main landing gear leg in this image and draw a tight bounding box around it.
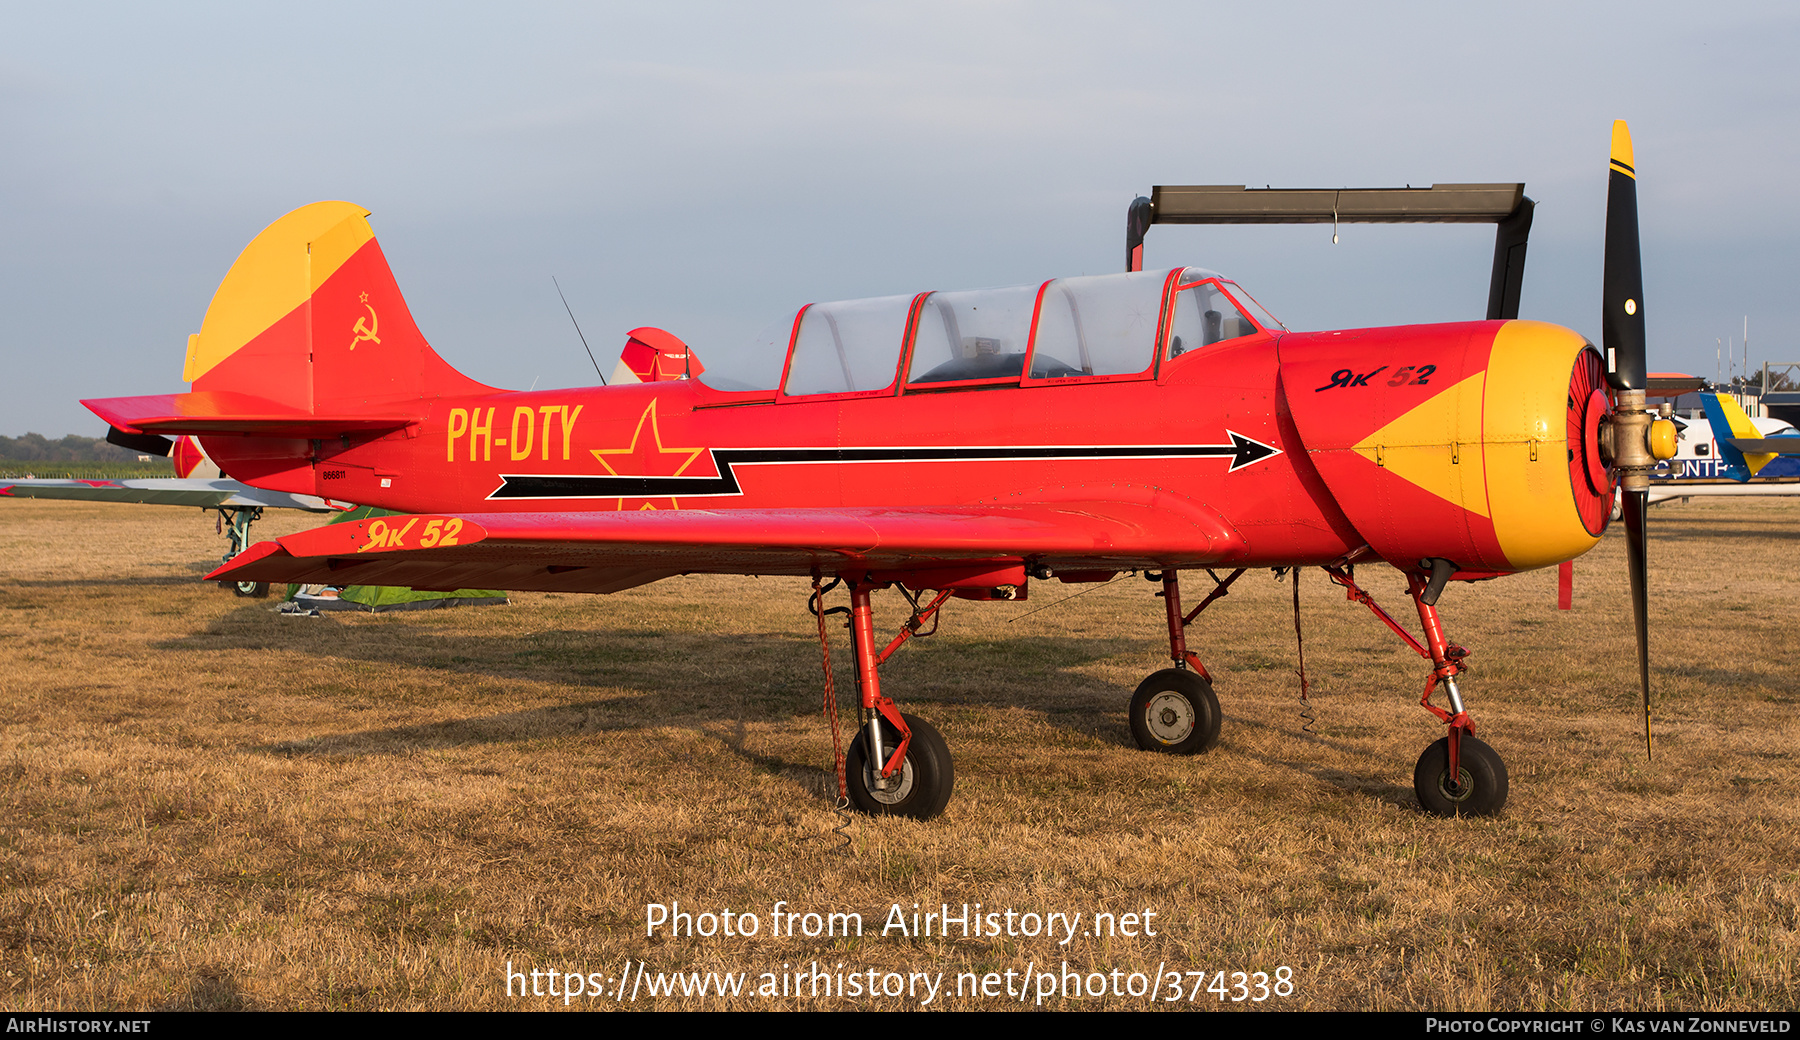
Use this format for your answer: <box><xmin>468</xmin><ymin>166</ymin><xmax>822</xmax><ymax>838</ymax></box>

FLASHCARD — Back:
<box><xmin>1325</xmin><ymin>561</ymin><xmax>1508</xmax><ymax>816</ymax></box>
<box><xmin>218</xmin><ymin>506</ymin><xmax>268</xmax><ymax>599</ymax></box>
<box><xmin>1128</xmin><ymin>569</ymin><xmax>1243</xmax><ymax>755</ymax></box>
<box><xmin>839</xmin><ymin>581</ymin><xmax>955</xmax><ymax>819</ymax></box>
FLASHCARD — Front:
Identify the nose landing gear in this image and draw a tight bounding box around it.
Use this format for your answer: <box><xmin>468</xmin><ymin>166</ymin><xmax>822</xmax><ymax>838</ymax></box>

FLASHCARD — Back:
<box><xmin>1414</xmin><ymin>734</ymin><xmax>1508</xmax><ymax>817</ymax></box>
<box><xmin>1327</xmin><ymin>560</ymin><xmax>1509</xmax><ymax>817</ymax></box>
<box><xmin>845</xmin><ymin>713</ymin><xmax>955</xmax><ymax>819</ymax></box>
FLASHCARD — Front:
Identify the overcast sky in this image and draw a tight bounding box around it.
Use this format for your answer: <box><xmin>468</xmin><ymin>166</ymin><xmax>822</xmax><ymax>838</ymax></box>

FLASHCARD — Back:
<box><xmin>3</xmin><ymin>1</ymin><xmax>1795</xmax><ymax>436</ymax></box>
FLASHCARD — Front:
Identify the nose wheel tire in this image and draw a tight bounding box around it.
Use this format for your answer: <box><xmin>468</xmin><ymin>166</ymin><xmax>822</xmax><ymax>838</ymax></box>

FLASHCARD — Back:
<box><xmin>1413</xmin><ymin>735</ymin><xmax>1508</xmax><ymax>817</ymax></box>
<box><xmin>844</xmin><ymin>714</ymin><xmax>955</xmax><ymax>820</ymax></box>
<box><xmin>1129</xmin><ymin>669</ymin><xmax>1222</xmax><ymax>755</ymax></box>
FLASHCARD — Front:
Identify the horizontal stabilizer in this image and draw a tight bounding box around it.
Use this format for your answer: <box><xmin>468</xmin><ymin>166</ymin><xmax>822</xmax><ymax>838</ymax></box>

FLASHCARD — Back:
<box><xmin>1723</xmin><ymin>436</ymin><xmax>1800</xmax><ymax>455</ymax></box>
<box><xmin>106</xmin><ymin>426</ymin><xmax>174</xmax><ymax>457</ymax></box>
<box><xmin>82</xmin><ymin>391</ymin><xmax>417</xmax><ymax>438</ymax></box>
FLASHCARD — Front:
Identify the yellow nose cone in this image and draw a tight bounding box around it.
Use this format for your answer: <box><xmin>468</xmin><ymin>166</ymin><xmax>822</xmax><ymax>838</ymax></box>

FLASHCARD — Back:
<box><xmin>1649</xmin><ymin>418</ymin><xmax>1678</xmax><ymax>461</ymax></box>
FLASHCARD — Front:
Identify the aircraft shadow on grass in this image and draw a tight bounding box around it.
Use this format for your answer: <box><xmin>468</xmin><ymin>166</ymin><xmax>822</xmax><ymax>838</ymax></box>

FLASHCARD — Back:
<box><xmin>163</xmin><ymin>969</ymin><xmax>253</xmax><ymax>1013</ymax></box>
<box><xmin>155</xmin><ymin>606</ymin><xmax>1438</xmax><ymax>809</ymax></box>
<box><xmin>1647</xmin><ymin>516</ymin><xmax>1800</xmax><ymax>544</ymax></box>
<box><xmin>161</xmin><ymin>606</ymin><xmax>1133</xmax><ymax>744</ymax></box>
<box><xmin>6</xmin><ymin>575</ymin><xmax>210</xmax><ymax>589</ymax></box>
<box><xmin>1224</xmin><ymin>715</ymin><xmax>1422</xmax><ymax>810</ymax></box>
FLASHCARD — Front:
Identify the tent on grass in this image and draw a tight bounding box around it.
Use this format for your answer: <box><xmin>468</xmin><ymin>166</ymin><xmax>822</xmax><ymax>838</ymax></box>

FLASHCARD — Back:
<box><xmin>284</xmin><ymin>506</ymin><xmax>508</xmax><ymax>613</ymax></box>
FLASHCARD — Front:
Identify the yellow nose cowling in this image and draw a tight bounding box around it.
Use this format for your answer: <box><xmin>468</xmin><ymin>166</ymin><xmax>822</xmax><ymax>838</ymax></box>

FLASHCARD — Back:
<box><xmin>1479</xmin><ymin>321</ymin><xmax>1610</xmax><ymax>571</ymax></box>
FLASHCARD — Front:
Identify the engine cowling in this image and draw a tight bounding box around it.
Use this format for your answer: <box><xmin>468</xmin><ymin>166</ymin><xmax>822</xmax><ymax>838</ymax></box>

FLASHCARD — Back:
<box><xmin>1279</xmin><ymin>319</ymin><xmax>1610</xmax><ymax>574</ymax></box>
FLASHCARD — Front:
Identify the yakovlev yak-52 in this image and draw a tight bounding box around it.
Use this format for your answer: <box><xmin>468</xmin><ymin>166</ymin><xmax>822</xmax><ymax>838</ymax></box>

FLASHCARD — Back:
<box><xmin>83</xmin><ymin>123</ymin><xmax>1675</xmax><ymax>820</ymax></box>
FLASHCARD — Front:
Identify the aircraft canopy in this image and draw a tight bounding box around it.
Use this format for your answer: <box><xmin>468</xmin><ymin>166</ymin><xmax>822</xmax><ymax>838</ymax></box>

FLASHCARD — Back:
<box><xmin>699</xmin><ymin>268</ymin><xmax>1281</xmax><ymax>396</ymax></box>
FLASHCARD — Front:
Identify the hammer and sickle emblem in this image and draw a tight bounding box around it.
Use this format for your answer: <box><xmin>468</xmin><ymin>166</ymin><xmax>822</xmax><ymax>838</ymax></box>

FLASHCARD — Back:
<box><xmin>350</xmin><ymin>291</ymin><xmax>381</xmax><ymax>350</ymax></box>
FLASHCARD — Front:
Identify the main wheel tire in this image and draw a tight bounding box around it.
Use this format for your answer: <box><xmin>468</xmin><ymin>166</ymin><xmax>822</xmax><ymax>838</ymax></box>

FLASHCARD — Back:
<box><xmin>1413</xmin><ymin>735</ymin><xmax>1508</xmax><ymax>817</ymax></box>
<box><xmin>233</xmin><ymin>581</ymin><xmax>269</xmax><ymax>599</ymax></box>
<box><xmin>1129</xmin><ymin>669</ymin><xmax>1222</xmax><ymax>754</ymax></box>
<box><xmin>844</xmin><ymin>714</ymin><xmax>954</xmax><ymax>820</ymax></box>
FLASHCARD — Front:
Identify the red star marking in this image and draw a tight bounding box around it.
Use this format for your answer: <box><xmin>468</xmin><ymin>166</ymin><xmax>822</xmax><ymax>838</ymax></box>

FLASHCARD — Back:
<box><xmin>588</xmin><ymin>399</ymin><xmax>707</xmax><ymax>510</ymax></box>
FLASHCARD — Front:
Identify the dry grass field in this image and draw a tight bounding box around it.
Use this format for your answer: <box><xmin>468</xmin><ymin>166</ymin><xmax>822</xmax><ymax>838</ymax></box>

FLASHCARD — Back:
<box><xmin>0</xmin><ymin>497</ymin><xmax>1795</xmax><ymax>1011</ymax></box>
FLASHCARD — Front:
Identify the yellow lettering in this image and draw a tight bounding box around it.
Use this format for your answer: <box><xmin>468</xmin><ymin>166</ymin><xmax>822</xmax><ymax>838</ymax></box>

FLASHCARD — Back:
<box><xmin>420</xmin><ymin>519</ymin><xmax>444</xmax><ymax>548</ymax></box>
<box><xmin>440</xmin><ymin>518</ymin><xmax>463</xmax><ymax>547</ymax></box>
<box><xmin>539</xmin><ymin>405</ymin><xmax>561</xmax><ymax>461</ymax></box>
<box><xmin>561</xmin><ymin>405</ymin><xmax>582</xmax><ymax>461</ymax></box>
<box><xmin>386</xmin><ymin>517</ymin><xmax>420</xmax><ymax>548</ymax></box>
<box><xmin>510</xmin><ymin>407</ymin><xmax>536</xmax><ymax>462</ymax></box>
<box><xmin>447</xmin><ymin>408</ymin><xmax>469</xmax><ymax>462</ymax></box>
<box><xmin>470</xmin><ymin>407</ymin><xmax>495</xmax><ymax>462</ymax></box>
<box><xmin>360</xmin><ymin>519</ymin><xmax>389</xmax><ymax>553</ymax></box>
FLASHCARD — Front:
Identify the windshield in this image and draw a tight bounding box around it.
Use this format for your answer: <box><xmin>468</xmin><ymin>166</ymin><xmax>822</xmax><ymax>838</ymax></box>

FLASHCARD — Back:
<box><xmin>1166</xmin><ymin>269</ymin><xmax>1277</xmax><ymax>356</ymax></box>
<box><xmin>1219</xmin><ymin>279</ymin><xmax>1286</xmax><ymax>332</ymax></box>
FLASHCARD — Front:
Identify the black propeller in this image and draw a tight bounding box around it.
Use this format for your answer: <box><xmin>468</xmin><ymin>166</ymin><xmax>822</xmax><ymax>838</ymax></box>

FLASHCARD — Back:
<box><xmin>1601</xmin><ymin>120</ymin><xmax>1655</xmax><ymax>758</ymax></box>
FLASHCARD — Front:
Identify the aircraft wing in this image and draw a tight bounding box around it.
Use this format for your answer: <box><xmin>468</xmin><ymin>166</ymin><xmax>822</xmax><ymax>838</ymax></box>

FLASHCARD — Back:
<box><xmin>1720</xmin><ymin>437</ymin><xmax>1800</xmax><ymax>455</ymax></box>
<box><xmin>205</xmin><ymin>496</ymin><xmax>1249</xmax><ymax>595</ymax></box>
<box><xmin>0</xmin><ymin>477</ymin><xmax>343</xmax><ymax>512</ymax></box>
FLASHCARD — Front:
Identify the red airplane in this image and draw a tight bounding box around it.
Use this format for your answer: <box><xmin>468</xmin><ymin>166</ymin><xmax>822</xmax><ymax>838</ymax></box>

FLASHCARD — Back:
<box><xmin>82</xmin><ymin>123</ymin><xmax>1674</xmax><ymax>820</ymax></box>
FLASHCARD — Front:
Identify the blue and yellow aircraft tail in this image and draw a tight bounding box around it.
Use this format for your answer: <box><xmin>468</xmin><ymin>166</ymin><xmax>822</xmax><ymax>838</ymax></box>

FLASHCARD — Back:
<box><xmin>1697</xmin><ymin>392</ymin><xmax>1800</xmax><ymax>481</ymax></box>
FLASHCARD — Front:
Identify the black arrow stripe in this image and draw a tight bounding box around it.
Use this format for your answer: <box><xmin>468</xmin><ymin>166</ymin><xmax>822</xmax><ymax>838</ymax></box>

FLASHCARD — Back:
<box><xmin>489</xmin><ymin>436</ymin><xmax>1279</xmax><ymax>500</ymax></box>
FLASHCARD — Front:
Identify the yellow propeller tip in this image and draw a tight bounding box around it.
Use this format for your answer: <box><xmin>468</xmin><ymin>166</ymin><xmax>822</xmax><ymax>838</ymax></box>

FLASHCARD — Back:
<box><xmin>1611</xmin><ymin>121</ymin><xmax>1636</xmax><ymax>176</ymax></box>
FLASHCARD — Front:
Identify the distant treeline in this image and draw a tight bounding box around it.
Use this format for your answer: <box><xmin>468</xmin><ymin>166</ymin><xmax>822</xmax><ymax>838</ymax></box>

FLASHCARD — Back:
<box><xmin>0</xmin><ymin>460</ymin><xmax>176</xmax><ymax>479</ymax></box>
<box><xmin>0</xmin><ymin>432</ymin><xmax>156</xmax><ymax>462</ymax></box>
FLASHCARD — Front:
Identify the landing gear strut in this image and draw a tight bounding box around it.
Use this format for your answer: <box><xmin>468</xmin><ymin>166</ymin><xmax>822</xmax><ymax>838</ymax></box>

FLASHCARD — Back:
<box><xmin>217</xmin><ymin>506</ymin><xmax>268</xmax><ymax>598</ymax></box>
<box><xmin>1127</xmin><ymin>569</ymin><xmax>1241</xmax><ymax>755</ymax></box>
<box><xmin>826</xmin><ymin>581</ymin><xmax>956</xmax><ymax>820</ymax></box>
<box><xmin>1327</xmin><ymin>559</ymin><xmax>1509</xmax><ymax>817</ymax></box>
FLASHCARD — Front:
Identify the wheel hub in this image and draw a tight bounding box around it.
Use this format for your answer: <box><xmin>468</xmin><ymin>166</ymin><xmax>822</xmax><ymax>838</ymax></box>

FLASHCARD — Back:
<box><xmin>1144</xmin><ymin>692</ymin><xmax>1195</xmax><ymax>744</ymax></box>
<box><xmin>862</xmin><ymin>756</ymin><xmax>915</xmax><ymax>805</ymax></box>
<box><xmin>1437</xmin><ymin>767</ymin><xmax>1475</xmax><ymax>803</ymax></box>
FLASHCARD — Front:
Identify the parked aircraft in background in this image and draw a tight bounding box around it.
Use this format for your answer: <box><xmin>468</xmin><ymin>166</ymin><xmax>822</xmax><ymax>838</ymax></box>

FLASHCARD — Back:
<box><xmin>1</xmin><ymin>435</ymin><xmax>346</xmax><ymax>596</ymax></box>
<box><xmin>1648</xmin><ymin>392</ymin><xmax>1800</xmax><ymax>503</ymax></box>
